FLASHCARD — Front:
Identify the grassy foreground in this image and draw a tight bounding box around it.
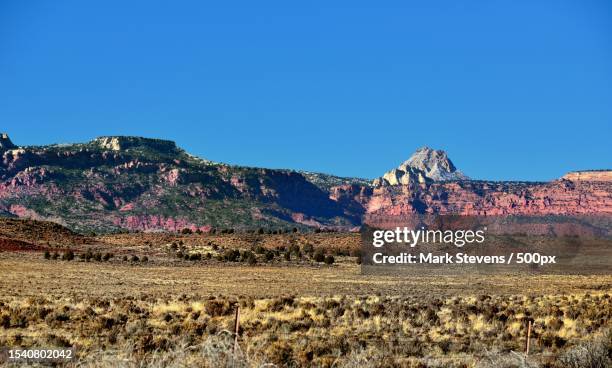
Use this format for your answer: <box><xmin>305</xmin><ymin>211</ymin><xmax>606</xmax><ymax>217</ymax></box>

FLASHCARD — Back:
<box><xmin>0</xmin><ymin>231</ymin><xmax>611</xmax><ymax>367</ymax></box>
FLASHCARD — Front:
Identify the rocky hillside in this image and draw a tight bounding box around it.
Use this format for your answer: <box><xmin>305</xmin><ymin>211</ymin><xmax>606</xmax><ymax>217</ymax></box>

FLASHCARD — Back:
<box><xmin>0</xmin><ymin>134</ymin><xmax>610</xmax><ymax>233</ymax></box>
<box><xmin>0</xmin><ymin>134</ymin><xmax>366</xmax><ymax>232</ymax></box>
<box><xmin>0</xmin><ymin>217</ymin><xmax>88</xmax><ymax>246</ymax></box>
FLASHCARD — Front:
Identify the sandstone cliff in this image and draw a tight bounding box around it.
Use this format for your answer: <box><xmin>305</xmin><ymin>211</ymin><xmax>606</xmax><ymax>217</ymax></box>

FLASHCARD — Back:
<box><xmin>364</xmin><ymin>179</ymin><xmax>612</xmax><ymax>217</ymax></box>
<box><xmin>562</xmin><ymin>171</ymin><xmax>612</xmax><ymax>182</ymax></box>
<box><xmin>361</xmin><ymin>148</ymin><xmax>611</xmax><ymax>217</ymax></box>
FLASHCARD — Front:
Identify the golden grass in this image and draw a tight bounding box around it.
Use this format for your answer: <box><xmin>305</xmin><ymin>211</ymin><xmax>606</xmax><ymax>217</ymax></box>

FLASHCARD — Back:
<box><xmin>1</xmin><ymin>291</ymin><xmax>610</xmax><ymax>367</ymax></box>
<box><xmin>0</xmin><ymin>231</ymin><xmax>610</xmax><ymax>367</ymax></box>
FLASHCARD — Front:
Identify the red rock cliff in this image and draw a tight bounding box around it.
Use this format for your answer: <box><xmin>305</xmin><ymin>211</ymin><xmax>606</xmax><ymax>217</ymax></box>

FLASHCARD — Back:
<box><xmin>364</xmin><ymin>177</ymin><xmax>612</xmax><ymax>217</ymax></box>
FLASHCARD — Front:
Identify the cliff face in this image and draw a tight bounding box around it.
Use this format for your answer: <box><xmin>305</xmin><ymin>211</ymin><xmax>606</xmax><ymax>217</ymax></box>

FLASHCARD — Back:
<box><xmin>562</xmin><ymin>171</ymin><xmax>612</xmax><ymax>182</ymax></box>
<box><xmin>360</xmin><ymin>175</ymin><xmax>612</xmax><ymax>238</ymax></box>
<box><xmin>364</xmin><ymin>179</ymin><xmax>612</xmax><ymax>217</ymax></box>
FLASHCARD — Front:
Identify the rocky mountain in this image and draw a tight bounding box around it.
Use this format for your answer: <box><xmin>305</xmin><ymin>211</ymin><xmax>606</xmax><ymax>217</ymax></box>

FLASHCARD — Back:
<box><xmin>0</xmin><ymin>134</ymin><xmax>366</xmax><ymax>232</ymax></box>
<box><xmin>373</xmin><ymin>147</ymin><xmax>468</xmax><ymax>186</ymax></box>
<box><xmin>0</xmin><ymin>134</ymin><xmax>610</xmax><ymax>233</ymax></box>
<box><xmin>365</xmin><ymin>148</ymin><xmax>610</xmax><ymax>219</ymax></box>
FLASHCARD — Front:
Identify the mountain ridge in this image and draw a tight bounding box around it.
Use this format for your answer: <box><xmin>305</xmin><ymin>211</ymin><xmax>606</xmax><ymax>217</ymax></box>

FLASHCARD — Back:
<box><xmin>0</xmin><ymin>133</ymin><xmax>366</xmax><ymax>232</ymax></box>
<box><xmin>0</xmin><ymin>133</ymin><xmax>610</xmax><ymax>232</ymax></box>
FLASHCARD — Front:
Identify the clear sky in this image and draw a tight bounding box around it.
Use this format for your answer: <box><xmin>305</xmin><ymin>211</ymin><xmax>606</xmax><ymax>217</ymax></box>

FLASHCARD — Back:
<box><xmin>1</xmin><ymin>1</ymin><xmax>610</xmax><ymax>181</ymax></box>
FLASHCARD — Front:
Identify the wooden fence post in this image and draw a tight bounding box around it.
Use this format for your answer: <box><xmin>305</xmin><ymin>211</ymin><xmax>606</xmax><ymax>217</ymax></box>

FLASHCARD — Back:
<box><xmin>525</xmin><ymin>320</ymin><xmax>532</xmax><ymax>357</ymax></box>
<box><xmin>233</xmin><ymin>306</ymin><xmax>240</xmax><ymax>361</ymax></box>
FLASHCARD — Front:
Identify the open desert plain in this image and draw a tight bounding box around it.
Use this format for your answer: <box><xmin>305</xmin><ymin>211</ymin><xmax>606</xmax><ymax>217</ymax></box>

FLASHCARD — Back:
<box><xmin>1</xmin><ymin>218</ymin><xmax>611</xmax><ymax>368</ymax></box>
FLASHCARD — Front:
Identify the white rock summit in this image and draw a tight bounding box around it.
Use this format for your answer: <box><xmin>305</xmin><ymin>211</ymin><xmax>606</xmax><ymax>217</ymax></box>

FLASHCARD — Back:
<box><xmin>374</xmin><ymin>147</ymin><xmax>469</xmax><ymax>186</ymax></box>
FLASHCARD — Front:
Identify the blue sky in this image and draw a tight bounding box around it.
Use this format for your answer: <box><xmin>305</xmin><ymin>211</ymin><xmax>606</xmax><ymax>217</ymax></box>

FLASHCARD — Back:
<box><xmin>1</xmin><ymin>1</ymin><xmax>610</xmax><ymax>181</ymax></box>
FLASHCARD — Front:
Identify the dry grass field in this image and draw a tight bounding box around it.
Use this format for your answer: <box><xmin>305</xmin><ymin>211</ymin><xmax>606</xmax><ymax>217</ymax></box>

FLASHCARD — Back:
<box><xmin>0</xmin><ymin>223</ymin><xmax>611</xmax><ymax>367</ymax></box>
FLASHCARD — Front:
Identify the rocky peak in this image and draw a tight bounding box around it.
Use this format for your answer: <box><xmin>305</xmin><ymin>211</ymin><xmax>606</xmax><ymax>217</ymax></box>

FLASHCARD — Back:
<box><xmin>404</xmin><ymin>147</ymin><xmax>457</xmax><ymax>178</ymax></box>
<box><xmin>0</xmin><ymin>133</ymin><xmax>16</xmax><ymax>152</ymax></box>
<box><xmin>374</xmin><ymin>147</ymin><xmax>468</xmax><ymax>186</ymax></box>
<box><xmin>92</xmin><ymin>136</ymin><xmax>178</xmax><ymax>153</ymax></box>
